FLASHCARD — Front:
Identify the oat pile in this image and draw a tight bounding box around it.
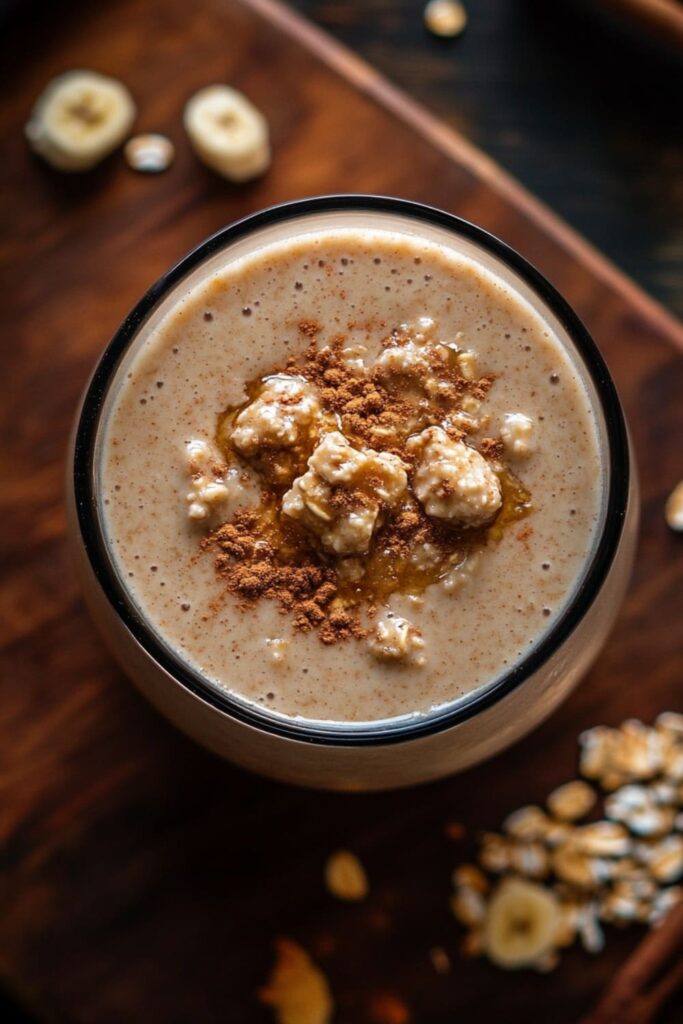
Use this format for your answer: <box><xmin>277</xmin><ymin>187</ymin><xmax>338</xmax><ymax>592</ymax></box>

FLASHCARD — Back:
<box><xmin>259</xmin><ymin>714</ymin><xmax>683</xmax><ymax>1021</ymax></box>
<box><xmin>450</xmin><ymin>713</ymin><xmax>683</xmax><ymax>970</ymax></box>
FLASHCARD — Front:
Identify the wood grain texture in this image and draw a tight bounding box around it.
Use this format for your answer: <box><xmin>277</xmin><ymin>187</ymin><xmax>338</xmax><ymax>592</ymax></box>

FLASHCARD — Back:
<box><xmin>1</xmin><ymin>0</ymin><xmax>682</xmax><ymax>1021</ymax></box>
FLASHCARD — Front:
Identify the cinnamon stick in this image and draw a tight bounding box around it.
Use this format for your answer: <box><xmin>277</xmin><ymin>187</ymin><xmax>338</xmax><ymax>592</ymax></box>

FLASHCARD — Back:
<box><xmin>579</xmin><ymin>902</ymin><xmax>683</xmax><ymax>1024</ymax></box>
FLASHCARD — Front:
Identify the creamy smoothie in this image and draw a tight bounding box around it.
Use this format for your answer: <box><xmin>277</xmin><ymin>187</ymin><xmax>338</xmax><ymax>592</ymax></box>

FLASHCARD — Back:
<box><xmin>99</xmin><ymin>227</ymin><xmax>603</xmax><ymax>725</ymax></box>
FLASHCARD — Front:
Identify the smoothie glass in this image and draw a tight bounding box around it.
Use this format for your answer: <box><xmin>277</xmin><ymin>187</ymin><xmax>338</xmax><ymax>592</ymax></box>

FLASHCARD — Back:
<box><xmin>67</xmin><ymin>196</ymin><xmax>637</xmax><ymax>790</ymax></box>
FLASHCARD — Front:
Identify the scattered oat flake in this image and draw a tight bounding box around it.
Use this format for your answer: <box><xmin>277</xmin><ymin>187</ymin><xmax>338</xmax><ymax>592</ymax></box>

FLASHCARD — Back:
<box><xmin>503</xmin><ymin>804</ymin><xmax>548</xmax><ymax>840</ymax></box>
<box><xmin>547</xmin><ymin>780</ymin><xmax>596</xmax><ymax>822</ymax></box>
<box><xmin>665</xmin><ymin>480</ymin><xmax>683</xmax><ymax>531</ymax></box>
<box><xmin>424</xmin><ymin>0</ymin><xmax>467</xmax><ymax>38</ymax></box>
<box><xmin>579</xmin><ymin>726</ymin><xmax>613</xmax><ymax>780</ymax></box>
<box><xmin>260</xmin><ymin>939</ymin><xmax>333</xmax><ymax>1024</ymax></box>
<box><xmin>509</xmin><ymin>840</ymin><xmax>549</xmax><ymax>879</ymax></box>
<box><xmin>369</xmin><ymin>992</ymin><xmax>411</xmax><ymax>1024</ymax></box>
<box><xmin>451</xmin><ymin>885</ymin><xmax>486</xmax><ymax>926</ymax></box>
<box><xmin>578</xmin><ymin>904</ymin><xmax>605</xmax><ymax>953</ymax></box>
<box><xmin>479</xmin><ymin>832</ymin><xmax>512</xmax><ymax>873</ymax></box>
<box><xmin>324</xmin><ymin>849</ymin><xmax>368</xmax><ymax>901</ymax></box>
<box><xmin>573</xmin><ymin>821</ymin><xmax>631</xmax><ymax>857</ymax></box>
<box><xmin>551</xmin><ymin>843</ymin><xmax>596</xmax><ymax>888</ymax></box>
<box><xmin>649</xmin><ymin>885</ymin><xmax>683</xmax><ymax>924</ymax></box>
<box><xmin>124</xmin><ymin>133</ymin><xmax>174</xmax><ymax>173</ymax></box>
<box><xmin>648</xmin><ymin>835</ymin><xmax>683</xmax><ymax>883</ymax></box>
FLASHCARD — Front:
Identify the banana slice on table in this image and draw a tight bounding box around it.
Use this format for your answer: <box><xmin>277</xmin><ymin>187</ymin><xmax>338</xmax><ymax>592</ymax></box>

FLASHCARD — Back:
<box><xmin>183</xmin><ymin>85</ymin><xmax>270</xmax><ymax>182</ymax></box>
<box><xmin>484</xmin><ymin>877</ymin><xmax>561</xmax><ymax>969</ymax></box>
<box><xmin>25</xmin><ymin>70</ymin><xmax>136</xmax><ymax>172</ymax></box>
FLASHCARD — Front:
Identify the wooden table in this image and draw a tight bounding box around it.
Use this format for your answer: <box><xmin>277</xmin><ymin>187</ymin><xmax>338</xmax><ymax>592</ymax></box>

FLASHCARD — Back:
<box><xmin>1</xmin><ymin>0</ymin><xmax>682</xmax><ymax>1021</ymax></box>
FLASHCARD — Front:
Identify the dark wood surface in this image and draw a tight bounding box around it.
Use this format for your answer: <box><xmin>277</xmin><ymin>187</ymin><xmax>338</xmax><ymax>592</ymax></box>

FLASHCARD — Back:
<box><xmin>2</xmin><ymin>0</ymin><xmax>683</xmax><ymax>1021</ymax></box>
<box><xmin>290</xmin><ymin>0</ymin><xmax>683</xmax><ymax>320</ymax></box>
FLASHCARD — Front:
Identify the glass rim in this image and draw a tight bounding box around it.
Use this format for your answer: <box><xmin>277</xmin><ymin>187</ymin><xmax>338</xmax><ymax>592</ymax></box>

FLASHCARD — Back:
<box><xmin>72</xmin><ymin>194</ymin><xmax>630</xmax><ymax>747</ymax></box>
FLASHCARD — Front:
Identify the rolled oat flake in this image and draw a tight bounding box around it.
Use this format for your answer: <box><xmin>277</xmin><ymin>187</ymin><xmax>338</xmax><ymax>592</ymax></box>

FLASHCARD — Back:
<box><xmin>424</xmin><ymin>0</ymin><xmax>467</xmax><ymax>38</ymax></box>
<box><xmin>324</xmin><ymin>849</ymin><xmax>368</xmax><ymax>901</ymax></box>
<box><xmin>124</xmin><ymin>133</ymin><xmax>175</xmax><ymax>173</ymax></box>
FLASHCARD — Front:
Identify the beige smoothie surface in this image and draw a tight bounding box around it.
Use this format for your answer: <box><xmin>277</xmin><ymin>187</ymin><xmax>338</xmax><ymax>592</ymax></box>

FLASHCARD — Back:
<box><xmin>99</xmin><ymin>227</ymin><xmax>603</xmax><ymax>724</ymax></box>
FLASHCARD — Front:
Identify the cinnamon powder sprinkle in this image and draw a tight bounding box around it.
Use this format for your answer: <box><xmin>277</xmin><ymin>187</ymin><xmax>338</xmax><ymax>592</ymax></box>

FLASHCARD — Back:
<box><xmin>478</xmin><ymin>437</ymin><xmax>504</xmax><ymax>460</ymax></box>
<box><xmin>205</xmin><ymin>325</ymin><xmax>532</xmax><ymax>645</ymax></box>
<box><xmin>297</xmin><ymin>318</ymin><xmax>321</xmax><ymax>339</ymax></box>
<box><xmin>203</xmin><ymin>508</ymin><xmax>366</xmax><ymax>644</ymax></box>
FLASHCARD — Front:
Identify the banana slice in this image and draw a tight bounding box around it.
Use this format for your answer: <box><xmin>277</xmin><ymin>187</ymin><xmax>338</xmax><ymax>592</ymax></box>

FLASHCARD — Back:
<box><xmin>484</xmin><ymin>877</ymin><xmax>561</xmax><ymax>969</ymax></box>
<box><xmin>183</xmin><ymin>85</ymin><xmax>270</xmax><ymax>182</ymax></box>
<box><xmin>25</xmin><ymin>70</ymin><xmax>136</xmax><ymax>172</ymax></box>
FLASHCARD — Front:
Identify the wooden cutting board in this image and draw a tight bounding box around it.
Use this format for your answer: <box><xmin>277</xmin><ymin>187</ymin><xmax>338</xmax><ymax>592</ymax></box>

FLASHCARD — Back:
<box><xmin>2</xmin><ymin>0</ymin><xmax>682</xmax><ymax>1021</ymax></box>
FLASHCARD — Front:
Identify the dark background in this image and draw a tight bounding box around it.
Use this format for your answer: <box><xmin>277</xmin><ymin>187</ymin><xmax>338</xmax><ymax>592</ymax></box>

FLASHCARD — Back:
<box><xmin>290</xmin><ymin>0</ymin><xmax>683</xmax><ymax>318</ymax></box>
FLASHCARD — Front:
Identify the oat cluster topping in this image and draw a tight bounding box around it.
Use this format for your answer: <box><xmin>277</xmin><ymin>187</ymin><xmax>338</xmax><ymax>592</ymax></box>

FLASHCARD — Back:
<box><xmin>367</xmin><ymin>612</ymin><xmax>426</xmax><ymax>666</ymax></box>
<box><xmin>281</xmin><ymin>430</ymin><xmax>409</xmax><ymax>556</ymax></box>
<box><xmin>450</xmin><ymin>714</ymin><xmax>683</xmax><ymax>971</ymax></box>
<box><xmin>407</xmin><ymin>425</ymin><xmax>502</xmax><ymax>526</ymax></box>
<box><xmin>184</xmin><ymin>438</ymin><xmax>232</xmax><ymax>520</ymax></box>
<box><xmin>501</xmin><ymin>412</ymin><xmax>536</xmax><ymax>460</ymax></box>
<box><xmin>231</xmin><ymin>374</ymin><xmax>321</xmax><ymax>464</ymax></box>
<box><xmin>191</xmin><ymin>319</ymin><xmax>534</xmax><ymax>657</ymax></box>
